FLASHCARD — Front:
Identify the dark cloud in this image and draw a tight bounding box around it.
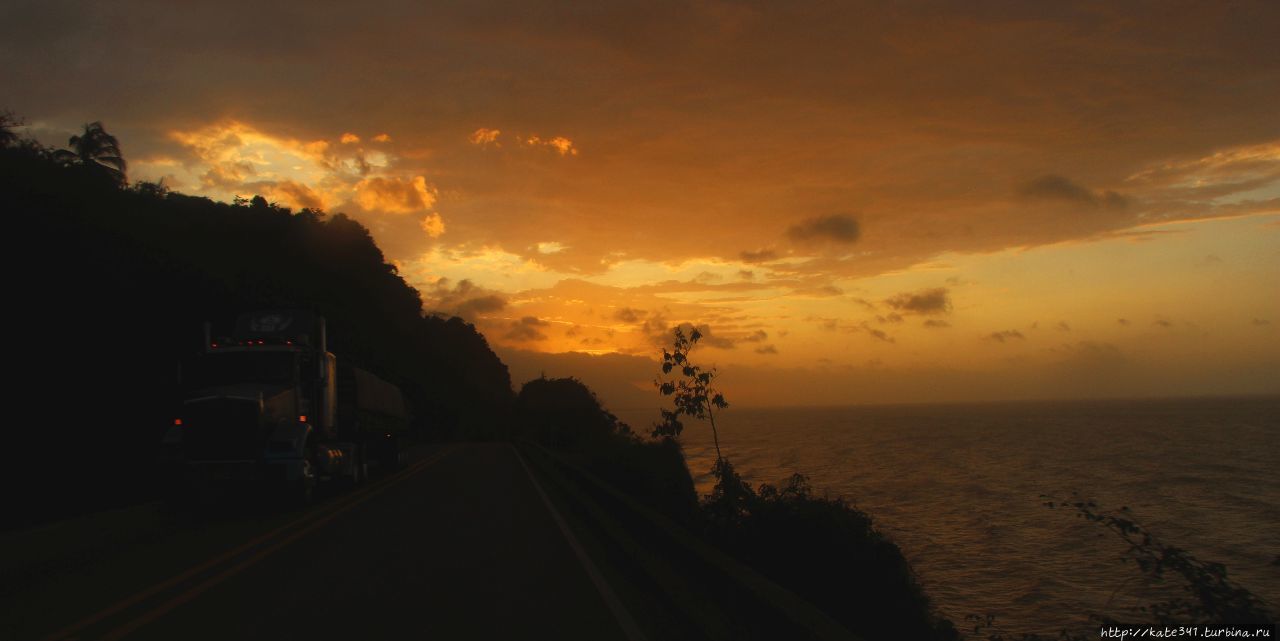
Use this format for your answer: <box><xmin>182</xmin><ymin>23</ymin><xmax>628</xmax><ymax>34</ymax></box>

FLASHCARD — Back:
<box><xmin>743</xmin><ymin>330</ymin><xmax>768</xmax><ymax>343</ymax></box>
<box><xmin>424</xmin><ymin>278</ymin><xmax>507</xmax><ymax>319</ymax></box>
<box><xmin>740</xmin><ymin>249</ymin><xmax>779</xmax><ymax>263</ymax></box>
<box><xmin>1117</xmin><ymin>318</ymin><xmax>1131</xmax><ymax>326</ymax></box>
<box><xmin>1252</xmin><ymin>318</ymin><xmax>1270</xmax><ymax>326</ymax></box>
<box><xmin>1056</xmin><ymin>321</ymin><xmax>1071</xmax><ymax>332</ymax></box>
<box><xmin>922</xmin><ymin>319</ymin><xmax>951</xmax><ymax>329</ymax></box>
<box><xmin>644</xmin><ymin>316</ymin><xmax>738</xmax><ymax>351</ymax></box>
<box><xmin>641</xmin><ymin>311</ymin><xmax>670</xmax><ymax>338</ymax></box>
<box><xmin>1153</xmin><ymin>319</ymin><xmax>1173</xmax><ymax>328</ymax></box>
<box><xmin>1017</xmin><ymin>175</ymin><xmax>1128</xmax><ymax>210</ymax></box>
<box><xmin>988</xmin><ymin>330</ymin><xmax>1025</xmax><ymax>343</ymax></box>
<box><xmin>754</xmin><ymin>344</ymin><xmax>778</xmax><ymax>355</ymax></box>
<box><xmin>876</xmin><ymin>313</ymin><xmax>904</xmax><ymax>324</ymax></box>
<box><xmin>651</xmin><ymin>322</ymin><xmax>737</xmax><ymax>350</ymax></box>
<box><xmin>786</xmin><ymin>214</ymin><xmax>860</xmax><ymax>244</ymax></box>
<box><xmin>805</xmin><ymin>316</ymin><xmax>840</xmax><ymax>331</ymax></box>
<box><xmin>854</xmin><ymin>321</ymin><xmax>895</xmax><ymax>343</ymax></box>
<box><xmin>1019</xmin><ymin>175</ymin><xmax>1094</xmax><ymax>203</ymax></box>
<box><xmin>504</xmin><ymin>316</ymin><xmax>549</xmax><ymax>342</ymax></box>
<box><xmin>458</xmin><ymin>295</ymin><xmax>506</xmax><ymax>317</ymax></box>
<box><xmin>866</xmin><ymin>327</ymin><xmax>895</xmax><ymax>343</ymax></box>
<box><xmin>884</xmin><ymin>288</ymin><xmax>952</xmax><ymax>315</ymax></box>
<box><xmin>693</xmin><ymin>325</ymin><xmax>737</xmax><ymax>350</ymax></box>
<box><xmin>795</xmin><ymin>284</ymin><xmax>844</xmax><ymax>297</ymax></box>
<box><xmin>1097</xmin><ymin>192</ymin><xmax>1130</xmax><ymax>210</ymax></box>
<box><xmin>613</xmin><ymin>307</ymin><xmax>647</xmax><ymax>323</ymax></box>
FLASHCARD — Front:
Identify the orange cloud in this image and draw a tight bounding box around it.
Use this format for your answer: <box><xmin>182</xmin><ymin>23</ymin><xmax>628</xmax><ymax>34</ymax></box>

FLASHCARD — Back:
<box><xmin>268</xmin><ymin>180</ymin><xmax>326</xmax><ymax>210</ymax></box>
<box><xmin>469</xmin><ymin>128</ymin><xmax>501</xmax><ymax>146</ymax></box>
<box><xmin>523</xmin><ymin>135</ymin><xmax>577</xmax><ymax>156</ymax></box>
<box><xmin>157</xmin><ymin>120</ymin><xmax>454</xmax><ymax>224</ymax></box>
<box><xmin>420</xmin><ymin>213</ymin><xmax>446</xmax><ymax>237</ymax></box>
<box><xmin>355</xmin><ymin>175</ymin><xmax>437</xmax><ymax>214</ymax></box>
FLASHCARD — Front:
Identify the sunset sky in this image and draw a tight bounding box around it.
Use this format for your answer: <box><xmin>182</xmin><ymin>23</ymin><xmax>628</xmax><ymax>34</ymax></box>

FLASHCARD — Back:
<box><xmin>4</xmin><ymin>1</ymin><xmax>1277</xmax><ymax>408</ymax></box>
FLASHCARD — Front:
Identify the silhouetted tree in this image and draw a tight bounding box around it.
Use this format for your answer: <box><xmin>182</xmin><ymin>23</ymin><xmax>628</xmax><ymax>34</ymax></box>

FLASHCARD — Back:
<box><xmin>52</xmin><ymin>121</ymin><xmax>127</xmax><ymax>185</ymax></box>
<box><xmin>654</xmin><ymin>326</ymin><xmax>729</xmax><ymax>461</ymax></box>
<box><xmin>131</xmin><ymin>178</ymin><xmax>170</xmax><ymax>199</ymax></box>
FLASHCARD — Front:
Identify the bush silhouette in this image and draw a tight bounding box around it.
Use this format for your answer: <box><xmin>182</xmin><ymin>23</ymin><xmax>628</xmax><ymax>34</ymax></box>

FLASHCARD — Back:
<box><xmin>517</xmin><ymin>376</ymin><xmax>628</xmax><ymax>447</ymax></box>
<box><xmin>518</xmin><ymin>376</ymin><xmax>700</xmax><ymax>522</ymax></box>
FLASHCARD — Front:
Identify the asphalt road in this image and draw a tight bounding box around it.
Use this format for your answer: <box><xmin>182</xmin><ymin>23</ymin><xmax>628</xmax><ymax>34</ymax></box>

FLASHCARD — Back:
<box><xmin>5</xmin><ymin>443</ymin><xmax>638</xmax><ymax>641</ymax></box>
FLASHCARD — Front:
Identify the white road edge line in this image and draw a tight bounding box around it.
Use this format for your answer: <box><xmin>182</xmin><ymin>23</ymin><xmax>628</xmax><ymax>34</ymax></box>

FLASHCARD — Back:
<box><xmin>512</xmin><ymin>445</ymin><xmax>649</xmax><ymax>641</ymax></box>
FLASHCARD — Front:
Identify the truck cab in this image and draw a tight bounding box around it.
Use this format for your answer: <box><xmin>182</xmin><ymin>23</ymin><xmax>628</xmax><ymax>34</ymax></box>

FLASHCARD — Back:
<box><xmin>162</xmin><ymin>311</ymin><xmax>359</xmax><ymax>503</ymax></box>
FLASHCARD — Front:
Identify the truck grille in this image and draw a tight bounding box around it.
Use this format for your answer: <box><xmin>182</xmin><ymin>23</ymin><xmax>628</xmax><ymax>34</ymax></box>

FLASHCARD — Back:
<box><xmin>182</xmin><ymin>398</ymin><xmax>265</xmax><ymax>460</ymax></box>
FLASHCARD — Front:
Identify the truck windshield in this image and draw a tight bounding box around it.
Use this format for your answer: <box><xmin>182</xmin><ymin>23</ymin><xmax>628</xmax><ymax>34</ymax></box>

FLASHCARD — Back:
<box><xmin>185</xmin><ymin>352</ymin><xmax>297</xmax><ymax>389</ymax></box>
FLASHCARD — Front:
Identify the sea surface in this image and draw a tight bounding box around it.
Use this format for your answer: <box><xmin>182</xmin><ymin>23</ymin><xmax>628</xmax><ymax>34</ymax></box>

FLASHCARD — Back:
<box><xmin>615</xmin><ymin>396</ymin><xmax>1280</xmax><ymax>636</ymax></box>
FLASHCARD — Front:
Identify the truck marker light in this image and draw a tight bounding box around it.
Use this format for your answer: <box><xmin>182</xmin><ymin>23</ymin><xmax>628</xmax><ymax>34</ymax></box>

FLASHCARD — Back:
<box><xmin>298</xmin><ymin>415</ymin><xmax>307</xmax><ymax>423</ymax></box>
<box><xmin>173</xmin><ymin>419</ymin><xmax>183</xmax><ymax>426</ymax></box>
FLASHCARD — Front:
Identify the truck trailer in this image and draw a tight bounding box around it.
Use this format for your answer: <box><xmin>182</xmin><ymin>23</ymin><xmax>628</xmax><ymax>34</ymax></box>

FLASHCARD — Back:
<box><xmin>161</xmin><ymin>310</ymin><xmax>408</xmax><ymax>503</ymax></box>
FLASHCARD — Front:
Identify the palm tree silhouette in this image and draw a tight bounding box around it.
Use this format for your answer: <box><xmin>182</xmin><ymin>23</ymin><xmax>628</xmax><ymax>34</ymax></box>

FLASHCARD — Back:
<box><xmin>53</xmin><ymin>121</ymin><xmax>127</xmax><ymax>184</ymax></box>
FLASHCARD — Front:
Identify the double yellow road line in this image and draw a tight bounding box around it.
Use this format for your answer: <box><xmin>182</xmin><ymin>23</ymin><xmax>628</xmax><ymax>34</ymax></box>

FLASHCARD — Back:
<box><xmin>41</xmin><ymin>445</ymin><xmax>458</xmax><ymax>641</ymax></box>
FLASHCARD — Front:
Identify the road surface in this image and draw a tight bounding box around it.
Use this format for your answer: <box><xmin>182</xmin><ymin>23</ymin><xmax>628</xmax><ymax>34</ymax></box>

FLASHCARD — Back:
<box><xmin>2</xmin><ymin>443</ymin><xmax>641</xmax><ymax>641</ymax></box>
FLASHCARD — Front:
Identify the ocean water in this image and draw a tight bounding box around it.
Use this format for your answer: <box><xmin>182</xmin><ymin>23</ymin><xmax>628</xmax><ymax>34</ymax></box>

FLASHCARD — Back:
<box><xmin>616</xmin><ymin>396</ymin><xmax>1280</xmax><ymax>636</ymax></box>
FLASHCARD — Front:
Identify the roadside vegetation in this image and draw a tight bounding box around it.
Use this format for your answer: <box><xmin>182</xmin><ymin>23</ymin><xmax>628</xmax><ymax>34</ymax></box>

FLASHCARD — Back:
<box><xmin>2</xmin><ymin>114</ymin><xmax>513</xmax><ymax>528</ymax></box>
<box><xmin>516</xmin><ymin>329</ymin><xmax>960</xmax><ymax>640</ymax></box>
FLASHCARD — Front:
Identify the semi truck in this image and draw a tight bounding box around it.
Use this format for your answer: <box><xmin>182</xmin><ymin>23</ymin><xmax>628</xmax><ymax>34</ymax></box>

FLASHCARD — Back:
<box><xmin>161</xmin><ymin>310</ymin><xmax>408</xmax><ymax>503</ymax></box>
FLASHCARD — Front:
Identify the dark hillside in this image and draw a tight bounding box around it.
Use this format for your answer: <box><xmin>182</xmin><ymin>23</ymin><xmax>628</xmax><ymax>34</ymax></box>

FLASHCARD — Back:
<box><xmin>2</xmin><ymin>141</ymin><xmax>513</xmax><ymax>527</ymax></box>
